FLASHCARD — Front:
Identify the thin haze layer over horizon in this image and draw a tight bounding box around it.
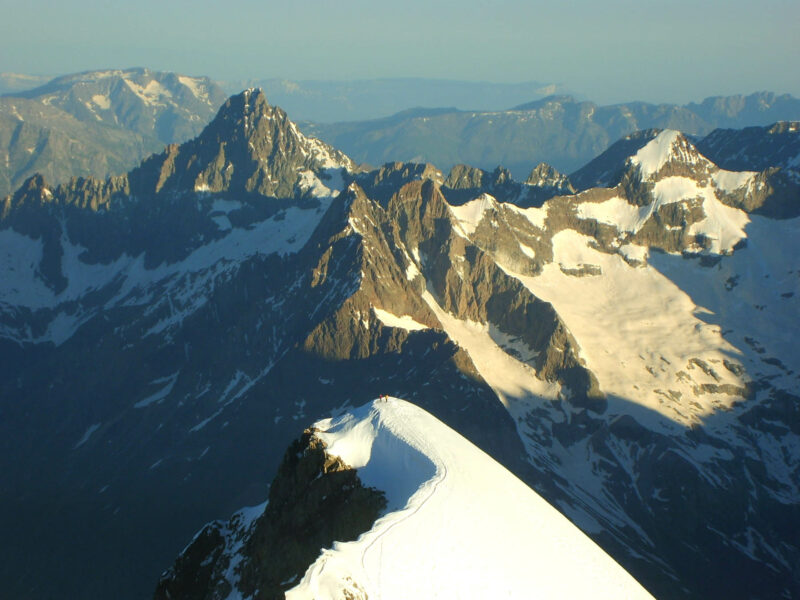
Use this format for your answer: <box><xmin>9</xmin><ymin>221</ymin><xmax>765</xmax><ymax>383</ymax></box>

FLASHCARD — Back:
<box><xmin>1</xmin><ymin>0</ymin><xmax>798</xmax><ymax>106</ymax></box>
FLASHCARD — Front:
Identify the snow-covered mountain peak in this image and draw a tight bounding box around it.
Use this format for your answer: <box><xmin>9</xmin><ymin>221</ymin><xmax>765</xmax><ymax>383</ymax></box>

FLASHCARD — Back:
<box><xmin>551</xmin><ymin>129</ymin><xmax>783</xmax><ymax>259</ymax></box>
<box><xmin>157</xmin><ymin>398</ymin><xmax>653</xmax><ymax>599</ymax></box>
<box><xmin>290</xmin><ymin>397</ymin><xmax>653</xmax><ymax>599</ymax></box>
<box><xmin>629</xmin><ymin>129</ymin><xmax>712</xmax><ymax>180</ymax></box>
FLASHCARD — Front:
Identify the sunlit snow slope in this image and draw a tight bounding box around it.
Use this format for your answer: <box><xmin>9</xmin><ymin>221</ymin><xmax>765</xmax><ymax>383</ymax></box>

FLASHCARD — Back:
<box><xmin>288</xmin><ymin>398</ymin><xmax>653</xmax><ymax>600</ymax></box>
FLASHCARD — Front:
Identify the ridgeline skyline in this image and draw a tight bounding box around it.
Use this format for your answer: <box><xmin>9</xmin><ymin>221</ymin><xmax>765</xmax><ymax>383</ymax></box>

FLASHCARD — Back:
<box><xmin>1</xmin><ymin>0</ymin><xmax>798</xmax><ymax>106</ymax></box>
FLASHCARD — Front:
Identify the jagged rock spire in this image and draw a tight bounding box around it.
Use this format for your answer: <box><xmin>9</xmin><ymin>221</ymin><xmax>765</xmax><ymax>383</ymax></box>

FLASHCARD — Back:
<box><xmin>525</xmin><ymin>163</ymin><xmax>575</xmax><ymax>194</ymax></box>
<box><xmin>129</xmin><ymin>88</ymin><xmax>353</xmax><ymax>198</ymax></box>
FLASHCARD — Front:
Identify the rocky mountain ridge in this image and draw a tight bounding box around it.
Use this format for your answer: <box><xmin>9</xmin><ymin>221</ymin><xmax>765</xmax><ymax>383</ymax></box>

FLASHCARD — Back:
<box><xmin>3</xmin><ymin>67</ymin><xmax>798</xmax><ymax>203</ymax></box>
<box><xmin>697</xmin><ymin>121</ymin><xmax>800</xmax><ymax>172</ymax></box>
<box><xmin>1</xmin><ymin>90</ymin><xmax>798</xmax><ymax>599</ymax></box>
<box><xmin>154</xmin><ymin>426</ymin><xmax>386</xmax><ymax>600</ymax></box>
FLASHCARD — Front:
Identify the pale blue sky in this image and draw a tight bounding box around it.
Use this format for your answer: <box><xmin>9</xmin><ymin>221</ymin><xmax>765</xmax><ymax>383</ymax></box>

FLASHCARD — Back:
<box><xmin>1</xmin><ymin>0</ymin><xmax>798</xmax><ymax>104</ymax></box>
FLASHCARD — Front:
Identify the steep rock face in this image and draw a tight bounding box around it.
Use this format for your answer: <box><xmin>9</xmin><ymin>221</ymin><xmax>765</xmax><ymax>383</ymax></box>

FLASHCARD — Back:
<box><xmin>443</xmin><ymin>163</ymin><xmax>487</xmax><ymax>189</ymax></box>
<box><xmin>154</xmin><ymin>428</ymin><xmax>386</xmax><ymax>600</ymax></box>
<box><xmin>696</xmin><ymin>122</ymin><xmax>800</xmax><ymax>217</ymax></box>
<box><xmin>353</xmin><ymin>160</ymin><xmax>444</xmax><ymax>204</ymax></box>
<box><xmin>570</xmin><ymin>129</ymin><xmax>667</xmax><ymax>190</ymax></box>
<box><xmin>290</xmin><ymin>180</ymin><xmax>535</xmax><ymax>467</ymax></box>
<box><xmin>525</xmin><ymin>162</ymin><xmax>575</xmax><ymax>193</ymax></box>
<box><xmin>379</xmin><ymin>180</ymin><xmax>603</xmax><ymax>409</ymax></box>
<box><xmin>130</xmin><ymin>88</ymin><xmax>354</xmax><ymax>198</ymax></box>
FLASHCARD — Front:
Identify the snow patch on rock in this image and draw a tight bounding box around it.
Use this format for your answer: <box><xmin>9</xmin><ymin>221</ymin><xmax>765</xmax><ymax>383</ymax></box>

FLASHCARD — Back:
<box><xmin>372</xmin><ymin>307</ymin><xmax>428</xmax><ymax>331</ymax></box>
<box><xmin>91</xmin><ymin>94</ymin><xmax>111</xmax><ymax>110</ymax></box>
<box><xmin>507</xmin><ymin>203</ymin><xmax>549</xmax><ymax>230</ymax></box>
<box><xmin>449</xmin><ymin>193</ymin><xmax>496</xmax><ymax>235</ymax></box>
<box><xmin>503</xmin><ymin>229</ymin><xmax>749</xmax><ymax>427</ymax></box>
<box><xmin>178</xmin><ymin>76</ymin><xmax>208</xmax><ymax>101</ymax></box>
<box><xmin>711</xmin><ymin>169</ymin><xmax>756</xmax><ymax>193</ymax></box>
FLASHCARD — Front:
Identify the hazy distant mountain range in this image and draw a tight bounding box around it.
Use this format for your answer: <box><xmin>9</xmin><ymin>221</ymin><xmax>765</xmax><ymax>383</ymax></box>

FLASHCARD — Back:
<box><xmin>0</xmin><ymin>72</ymin><xmax>52</xmax><ymax>95</ymax></box>
<box><xmin>217</xmin><ymin>77</ymin><xmax>572</xmax><ymax>122</ymax></box>
<box><xmin>304</xmin><ymin>92</ymin><xmax>800</xmax><ymax>177</ymax></box>
<box><xmin>0</xmin><ymin>68</ymin><xmax>227</xmax><ymax>197</ymax></box>
<box><xmin>13</xmin><ymin>69</ymin><xmax>228</xmax><ymax>142</ymax></box>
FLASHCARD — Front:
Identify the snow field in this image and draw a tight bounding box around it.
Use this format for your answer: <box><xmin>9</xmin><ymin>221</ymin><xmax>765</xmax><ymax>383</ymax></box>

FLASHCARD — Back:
<box><xmin>502</xmin><ymin>229</ymin><xmax>746</xmax><ymax>427</ymax></box>
<box><xmin>630</xmin><ymin>130</ymin><xmax>708</xmax><ymax>180</ymax></box>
